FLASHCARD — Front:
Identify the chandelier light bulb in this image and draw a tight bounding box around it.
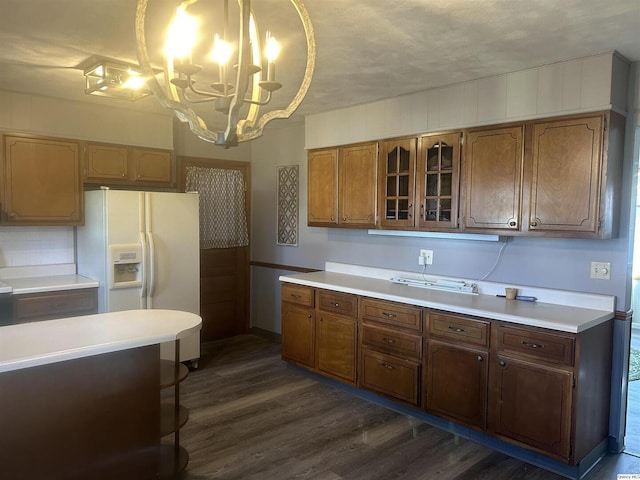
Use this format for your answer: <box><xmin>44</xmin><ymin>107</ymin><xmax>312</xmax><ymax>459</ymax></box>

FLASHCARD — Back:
<box><xmin>165</xmin><ymin>7</ymin><xmax>198</xmax><ymax>59</ymax></box>
<box><xmin>210</xmin><ymin>34</ymin><xmax>233</xmax><ymax>65</ymax></box>
<box><xmin>265</xmin><ymin>32</ymin><xmax>280</xmax><ymax>62</ymax></box>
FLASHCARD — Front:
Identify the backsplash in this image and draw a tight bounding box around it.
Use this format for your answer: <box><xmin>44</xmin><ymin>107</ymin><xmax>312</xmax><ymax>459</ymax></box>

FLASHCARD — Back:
<box><xmin>0</xmin><ymin>227</ymin><xmax>74</xmax><ymax>267</ymax></box>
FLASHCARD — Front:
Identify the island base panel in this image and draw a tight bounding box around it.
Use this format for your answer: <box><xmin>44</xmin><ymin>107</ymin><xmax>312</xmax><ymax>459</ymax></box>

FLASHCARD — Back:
<box><xmin>0</xmin><ymin>345</ymin><xmax>161</xmax><ymax>480</ymax></box>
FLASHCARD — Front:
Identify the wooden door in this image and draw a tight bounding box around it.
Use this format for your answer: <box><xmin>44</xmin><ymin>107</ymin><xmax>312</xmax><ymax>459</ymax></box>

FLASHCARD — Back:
<box><xmin>2</xmin><ymin>135</ymin><xmax>82</xmax><ymax>225</ymax></box>
<box><xmin>491</xmin><ymin>355</ymin><xmax>573</xmax><ymax>459</ymax></box>
<box><xmin>338</xmin><ymin>142</ymin><xmax>377</xmax><ymax>227</ymax></box>
<box><xmin>528</xmin><ymin>115</ymin><xmax>603</xmax><ymax>234</ymax></box>
<box><xmin>281</xmin><ymin>302</ymin><xmax>315</xmax><ymax>368</ymax></box>
<box><xmin>132</xmin><ymin>147</ymin><xmax>173</xmax><ymax>184</ymax></box>
<box><xmin>416</xmin><ymin>132</ymin><xmax>461</xmax><ymax>230</ymax></box>
<box><xmin>85</xmin><ymin>143</ymin><xmax>129</xmax><ymax>182</ymax></box>
<box><xmin>464</xmin><ymin>126</ymin><xmax>524</xmax><ymax>231</ymax></box>
<box><xmin>425</xmin><ymin>340</ymin><xmax>488</xmax><ymax>429</ymax></box>
<box><xmin>317</xmin><ymin>314</ymin><xmax>357</xmax><ymax>383</ymax></box>
<box><xmin>307</xmin><ymin>148</ymin><xmax>338</xmax><ymax>225</ymax></box>
<box><xmin>177</xmin><ymin>157</ymin><xmax>250</xmax><ymax>342</ymax></box>
<box><xmin>379</xmin><ymin>137</ymin><xmax>417</xmax><ymax>228</ymax></box>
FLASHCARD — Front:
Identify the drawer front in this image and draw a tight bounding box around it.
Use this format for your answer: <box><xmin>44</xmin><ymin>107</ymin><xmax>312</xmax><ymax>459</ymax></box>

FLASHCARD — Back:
<box><xmin>281</xmin><ymin>283</ymin><xmax>315</xmax><ymax>307</ymax></box>
<box><xmin>496</xmin><ymin>324</ymin><xmax>575</xmax><ymax>367</ymax></box>
<box><xmin>318</xmin><ymin>290</ymin><xmax>357</xmax><ymax>318</ymax></box>
<box><xmin>361</xmin><ymin>324</ymin><xmax>422</xmax><ymax>360</ymax></box>
<box><xmin>360</xmin><ymin>349</ymin><xmax>420</xmax><ymax>406</ymax></box>
<box><xmin>361</xmin><ymin>298</ymin><xmax>422</xmax><ymax>332</ymax></box>
<box><xmin>14</xmin><ymin>289</ymin><xmax>98</xmax><ymax>322</ymax></box>
<box><xmin>428</xmin><ymin>312</ymin><xmax>489</xmax><ymax>347</ymax></box>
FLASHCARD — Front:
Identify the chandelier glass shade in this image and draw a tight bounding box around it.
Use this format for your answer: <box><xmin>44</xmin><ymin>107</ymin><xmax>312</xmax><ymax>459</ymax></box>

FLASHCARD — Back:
<box><xmin>135</xmin><ymin>0</ymin><xmax>316</xmax><ymax>147</ymax></box>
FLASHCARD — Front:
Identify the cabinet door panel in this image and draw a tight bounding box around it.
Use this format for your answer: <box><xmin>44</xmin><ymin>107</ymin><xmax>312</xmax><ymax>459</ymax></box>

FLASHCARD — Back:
<box><xmin>307</xmin><ymin>149</ymin><xmax>338</xmax><ymax>225</ymax></box>
<box><xmin>464</xmin><ymin>126</ymin><xmax>523</xmax><ymax>230</ymax></box>
<box><xmin>379</xmin><ymin>138</ymin><xmax>416</xmax><ymax>228</ymax></box>
<box><xmin>317</xmin><ymin>314</ymin><xmax>356</xmax><ymax>383</ymax></box>
<box><xmin>491</xmin><ymin>356</ymin><xmax>573</xmax><ymax>459</ymax></box>
<box><xmin>426</xmin><ymin>341</ymin><xmax>488</xmax><ymax>429</ymax></box>
<box><xmin>417</xmin><ymin>132</ymin><xmax>461</xmax><ymax>230</ymax></box>
<box><xmin>281</xmin><ymin>303</ymin><xmax>315</xmax><ymax>368</ymax></box>
<box><xmin>85</xmin><ymin>143</ymin><xmax>128</xmax><ymax>181</ymax></box>
<box><xmin>338</xmin><ymin>143</ymin><xmax>377</xmax><ymax>226</ymax></box>
<box><xmin>529</xmin><ymin>115</ymin><xmax>602</xmax><ymax>233</ymax></box>
<box><xmin>131</xmin><ymin>148</ymin><xmax>172</xmax><ymax>184</ymax></box>
<box><xmin>3</xmin><ymin>136</ymin><xmax>82</xmax><ymax>225</ymax></box>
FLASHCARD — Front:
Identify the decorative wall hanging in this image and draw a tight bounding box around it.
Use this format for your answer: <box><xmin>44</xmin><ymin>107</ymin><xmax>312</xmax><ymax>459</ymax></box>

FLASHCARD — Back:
<box><xmin>277</xmin><ymin>165</ymin><xmax>299</xmax><ymax>246</ymax></box>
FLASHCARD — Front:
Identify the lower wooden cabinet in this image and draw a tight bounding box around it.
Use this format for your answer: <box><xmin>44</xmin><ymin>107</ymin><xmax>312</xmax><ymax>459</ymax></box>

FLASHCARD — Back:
<box><xmin>425</xmin><ymin>341</ymin><xmax>488</xmax><ymax>429</ymax></box>
<box><xmin>280</xmin><ymin>282</ymin><xmax>613</xmax><ymax>467</ymax></box>
<box><xmin>13</xmin><ymin>288</ymin><xmax>98</xmax><ymax>323</ymax></box>
<box><xmin>281</xmin><ymin>302</ymin><xmax>316</xmax><ymax>368</ymax></box>
<box><xmin>360</xmin><ymin>348</ymin><xmax>420</xmax><ymax>406</ymax></box>
<box><xmin>490</xmin><ymin>355</ymin><xmax>572</xmax><ymax>459</ymax></box>
<box><xmin>317</xmin><ymin>314</ymin><xmax>357</xmax><ymax>383</ymax></box>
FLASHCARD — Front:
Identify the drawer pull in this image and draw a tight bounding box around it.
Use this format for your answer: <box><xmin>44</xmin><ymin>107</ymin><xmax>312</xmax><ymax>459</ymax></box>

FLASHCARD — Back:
<box><xmin>307</xmin><ymin>314</ymin><xmax>312</xmax><ymax>319</ymax></box>
<box><xmin>290</xmin><ymin>293</ymin><xmax>301</xmax><ymax>299</ymax></box>
<box><xmin>477</xmin><ymin>356</ymin><xmax>483</xmax><ymax>362</ymax></box>
<box><xmin>333</xmin><ymin>302</ymin><xmax>340</xmax><ymax>308</ymax></box>
<box><xmin>520</xmin><ymin>340</ymin><xmax>543</xmax><ymax>349</ymax></box>
<box><xmin>382</xmin><ymin>312</ymin><xmax>397</xmax><ymax>318</ymax></box>
<box><xmin>448</xmin><ymin>326</ymin><xmax>466</xmax><ymax>333</ymax></box>
<box><xmin>381</xmin><ymin>363</ymin><xmax>395</xmax><ymax>370</ymax></box>
<box><xmin>382</xmin><ymin>337</ymin><xmax>396</xmax><ymax>344</ymax></box>
<box><xmin>499</xmin><ymin>360</ymin><xmax>506</xmax><ymax>367</ymax></box>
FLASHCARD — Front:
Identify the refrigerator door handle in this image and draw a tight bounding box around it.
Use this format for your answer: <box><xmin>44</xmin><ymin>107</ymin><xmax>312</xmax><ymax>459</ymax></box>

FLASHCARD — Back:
<box><xmin>139</xmin><ymin>231</ymin><xmax>148</xmax><ymax>301</ymax></box>
<box><xmin>147</xmin><ymin>231</ymin><xmax>157</xmax><ymax>302</ymax></box>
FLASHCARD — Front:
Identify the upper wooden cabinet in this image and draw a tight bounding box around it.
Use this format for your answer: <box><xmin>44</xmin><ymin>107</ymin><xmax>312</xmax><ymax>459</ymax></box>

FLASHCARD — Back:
<box><xmin>463</xmin><ymin>125</ymin><xmax>524</xmax><ymax>231</ymax></box>
<box><xmin>463</xmin><ymin>111</ymin><xmax>623</xmax><ymax>238</ymax></box>
<box><xmin>84</xmin><ymin>143</ymin><xmax>173</xmax><ymax>187</ymax></box>
<box><xmin>526</xmin><ymin>114</ymin><xmax>610</xmax><ymax>237</ymax></box>
<box><xmin>308</xmin><ymin>111</ymin><xmax>623</xmax><ymax>239</ymax></box>
<box><xmin>416</xmin><ymin>132</ymin><xmax>462</xmax><ymax>230</ymax></box>
<box><xmin>2</xmin><ymin>135</ymin><xmax>83</xmax><ymax>225</ymax></box>
<box><xmin>307</xmin><ymin>142</ymin><xmax>377</xmax><ymax>228</ymax></box>
<box><xmin>378</xmin><ymin>137</ymin><xmax>417</xmax><ymax>229</ymax></box>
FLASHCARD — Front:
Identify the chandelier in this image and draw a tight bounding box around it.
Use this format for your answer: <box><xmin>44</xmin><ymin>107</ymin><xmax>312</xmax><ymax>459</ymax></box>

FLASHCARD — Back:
<box><xmin>135</xmin><ymin>0</ymin><xmax>315</xmax><ymax>147</ymax></box>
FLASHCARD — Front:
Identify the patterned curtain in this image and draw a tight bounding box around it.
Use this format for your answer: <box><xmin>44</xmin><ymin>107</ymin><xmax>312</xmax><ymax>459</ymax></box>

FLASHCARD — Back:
<box><xmin>185</xmin><ymin>166</ymin><xmax>249</xmax><ymax>249</ymax></box>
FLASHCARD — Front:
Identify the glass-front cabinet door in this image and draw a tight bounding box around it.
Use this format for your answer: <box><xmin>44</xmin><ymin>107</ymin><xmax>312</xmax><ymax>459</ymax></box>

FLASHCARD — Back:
<box><xmin>378</xmin><ymin>137</ymin><xmax>417</xmax><ymax>228</ymax></box>
<box><xmin>417</xmin><ymin>132</ymin><xmax>461</xmax><ymax>230</ymax></box>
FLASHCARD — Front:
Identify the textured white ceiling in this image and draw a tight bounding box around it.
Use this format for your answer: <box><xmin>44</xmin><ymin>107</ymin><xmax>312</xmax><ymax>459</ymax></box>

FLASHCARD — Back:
<box><xmin>0</xmin><ymin>0</ymin><xmax>638</xmax><ymax>131</ymax></box>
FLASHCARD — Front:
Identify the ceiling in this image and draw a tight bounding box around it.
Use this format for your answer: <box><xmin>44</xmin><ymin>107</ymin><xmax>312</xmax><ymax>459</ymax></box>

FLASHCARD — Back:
<box><xmin>0</xmin><ymin>0</ymin><xmax>639</xmax><ymax>134</ymax></box>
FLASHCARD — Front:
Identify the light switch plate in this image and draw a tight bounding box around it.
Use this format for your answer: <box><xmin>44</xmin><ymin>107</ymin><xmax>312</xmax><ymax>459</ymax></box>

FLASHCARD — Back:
<box><xmin>590</xmin><ymin>261</ymin><xmax>611</xmax><ymax>280</ymax></box>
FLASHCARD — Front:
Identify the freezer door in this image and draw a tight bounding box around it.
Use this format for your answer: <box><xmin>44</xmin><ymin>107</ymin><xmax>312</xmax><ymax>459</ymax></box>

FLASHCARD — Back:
<box><xmin>145</xmin><ymin>192</ymin><xmax>201</xmax><ymax>362</ymax></box>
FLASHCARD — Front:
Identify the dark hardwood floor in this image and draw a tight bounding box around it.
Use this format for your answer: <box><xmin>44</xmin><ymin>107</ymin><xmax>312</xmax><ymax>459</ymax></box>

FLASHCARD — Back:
<box><xmin>177</xmin><ymin>335</ymin><xmax>640</xmax><ymax>480</ymax></box>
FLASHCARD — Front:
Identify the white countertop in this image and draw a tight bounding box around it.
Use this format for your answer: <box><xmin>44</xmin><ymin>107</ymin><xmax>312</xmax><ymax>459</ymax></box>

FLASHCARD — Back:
<box><xmin>2</xmin><ymin>274</ymin><xmax>99</xmax><ymax>294</ymax></box>
<box><xmin>0</xmin><ymin>309</ymin><xmax>202</xmax><ymax>373</ymax></box>
<box><xmin>280</xmin><ymin>270</ymin><xmax>614</xmax><ymax>333</ymax></box>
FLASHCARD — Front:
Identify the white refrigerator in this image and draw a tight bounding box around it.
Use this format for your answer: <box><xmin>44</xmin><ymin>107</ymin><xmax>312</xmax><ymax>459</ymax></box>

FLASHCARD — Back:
<box><xmin>76</xmin><ymin>189</ymin><xmax>200</xmax><ymax>364</ymax></box>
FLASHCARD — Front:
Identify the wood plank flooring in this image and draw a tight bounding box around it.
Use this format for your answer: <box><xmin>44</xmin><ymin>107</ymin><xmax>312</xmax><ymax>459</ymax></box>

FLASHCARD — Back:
<box><xmin>177</xmin><ymin>335</ymin><xmax>640</xmax><ymax>480</ymax></box>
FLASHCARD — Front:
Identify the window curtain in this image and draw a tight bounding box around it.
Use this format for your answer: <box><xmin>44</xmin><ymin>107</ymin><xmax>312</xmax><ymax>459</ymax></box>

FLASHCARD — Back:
<box><xmin>185</xmin><ymin>166</ymin><xmax>249</xmax><ymax>249</ymax></box>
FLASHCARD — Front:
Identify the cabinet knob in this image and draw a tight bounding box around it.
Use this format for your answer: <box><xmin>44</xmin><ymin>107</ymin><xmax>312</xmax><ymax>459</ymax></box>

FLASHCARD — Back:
<box><xmin>499</xmin><ymin>360</ymin><xmax>506</xmax><ymax>367</ymax></box>
<box><xmin>331</xmin><ymin>216</ymin><xmax>335</xmax><ymax>221</ymax></box>
<box><xmin>509</xmin><ymin>220</ymin><xmax>517</xmax><ymax>227</ymax></box>
<box><xmin>307</xmin><ymin>314</ymin><xmax>312</xmax><ymax>318</ymax></box>
<box><xmin>121</xmin><ymin>172</ymin><xmax>126</xmax><ymax>177</ymax></box>
<box><xmin>342</xmin><ymin>216</ymin><xmax>347</xmax><ymax>221</ymax></box>
<box><xmin>333</xmin><ymin>302</ymin><xmax>340</xmax><ymax>308</ymax></box>
<box><xmin>477</xmin><ymin>355</ymin><xmax>483</xmax><ymax>362</ymax></box>
<box><xmin>383</xmin><ymin>337</ymin><xmax>396</xmax><ymax>344</ymax></box>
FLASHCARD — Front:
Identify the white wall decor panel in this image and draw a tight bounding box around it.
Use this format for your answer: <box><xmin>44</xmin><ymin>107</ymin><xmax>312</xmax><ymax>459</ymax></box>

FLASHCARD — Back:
<box><xmin>506</xmin><ymin>69</ymin><xmax>538</xmax><ymax>119</ymax></box>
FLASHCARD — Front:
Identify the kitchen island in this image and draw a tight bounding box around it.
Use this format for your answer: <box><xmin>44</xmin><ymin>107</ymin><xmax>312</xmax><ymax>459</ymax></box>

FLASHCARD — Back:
<box><xmin>0</xmin><ymin>309</ymin><xmax>201</xmax><ymax>480</ymax></box>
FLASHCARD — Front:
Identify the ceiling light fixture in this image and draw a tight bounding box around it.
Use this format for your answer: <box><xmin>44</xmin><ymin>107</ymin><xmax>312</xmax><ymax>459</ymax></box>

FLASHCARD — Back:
<box><xmin>83</xmin><ymin>59</ymin><xmax>152</xmax><ymax>101</ymax></box>
<box><xmin>135</xmin><ymin>0</ymin><xmax>316</xmax><ymax>148</ymax></box>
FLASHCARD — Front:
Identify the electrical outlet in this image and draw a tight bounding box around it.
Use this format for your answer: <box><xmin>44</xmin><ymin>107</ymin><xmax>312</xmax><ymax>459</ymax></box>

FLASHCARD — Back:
<box><xmin>419</xmin><ymin>249</ymin><xmax>433</xmax><ymax>266</ymax></box>
<box><xmin>590</xmin><ymin>261</ymin><xmax>611</xmax><ymax>280</ymax></box>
